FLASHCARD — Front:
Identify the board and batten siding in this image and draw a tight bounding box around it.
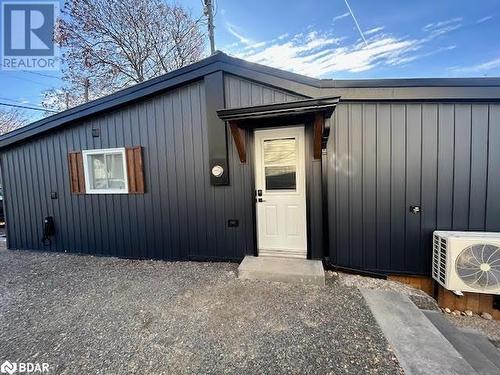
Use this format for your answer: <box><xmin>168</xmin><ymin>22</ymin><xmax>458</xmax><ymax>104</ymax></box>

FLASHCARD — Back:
<box><xmin>326</xmin><ymin>102</ymin><xmax>500</xmax><ymax>275</ymax></box>
<box><xmin>2</xmin><ymin>75</ymin><xmax>307</xmax><ymax>261</ymax></box>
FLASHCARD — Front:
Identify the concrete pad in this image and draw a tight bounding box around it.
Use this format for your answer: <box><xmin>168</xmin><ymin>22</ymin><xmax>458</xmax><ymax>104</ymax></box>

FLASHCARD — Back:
<box><xmin>361</xmin><ymin>290</ymin><xmax>475</xmax><ymax>375</ymax></box>
<box><xmin>238</xmin><ymin>256</ymin><xmax>325</xmax><ymax>286</ymax></box>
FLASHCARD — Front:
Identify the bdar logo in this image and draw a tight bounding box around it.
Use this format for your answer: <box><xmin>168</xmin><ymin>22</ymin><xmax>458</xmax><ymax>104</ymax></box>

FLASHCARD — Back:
<box><xmin>0</xmin><ymin>361</ymin><xmax>17</xmax><ymax>375</ymax></box>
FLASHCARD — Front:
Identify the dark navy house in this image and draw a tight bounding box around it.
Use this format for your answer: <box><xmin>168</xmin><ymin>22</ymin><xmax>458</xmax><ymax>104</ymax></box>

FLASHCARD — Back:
<box><xmin>1</xmin><ymin>52</ymin><xmax>500</xmax><ymax>277</ymax></box>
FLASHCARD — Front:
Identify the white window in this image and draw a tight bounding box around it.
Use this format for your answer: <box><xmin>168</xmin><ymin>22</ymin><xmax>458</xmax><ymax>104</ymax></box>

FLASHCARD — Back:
<box><xmin>82</xmin><ymin>148</ymin><xmax>128</xmax><ymax>194</ymax></box>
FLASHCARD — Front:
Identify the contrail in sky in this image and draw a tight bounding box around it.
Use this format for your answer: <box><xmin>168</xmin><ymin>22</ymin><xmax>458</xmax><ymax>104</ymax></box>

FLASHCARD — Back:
<box><xmin>343</xmin><ymin>0</ymin><xmax>368</xmax><ymax>46</ymax></box>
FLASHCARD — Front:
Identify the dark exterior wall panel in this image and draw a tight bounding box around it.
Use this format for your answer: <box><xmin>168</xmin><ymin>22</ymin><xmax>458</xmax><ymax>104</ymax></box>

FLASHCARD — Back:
<box><xmin>420</xmin><ymin>104</ymin><xmax>438</xmax><ymax>272</ymax></box>
<box><xmin>389</xmin><ymin>105</ymin><xmax>406</xmax><ymax>271</ymax></box>
<box><xmin>469</xmin><ymin>105</ymin><xmax>489</xmax><ymax>230</ymax></box>
<box><xmin>487</xmin><ymin>105</ymin><xmax>500</xmax><ymax>230</ymax></box>
<box><xmin>2</xmin><ymin>79</ymin><xmax>273</xmax><ymax>261</ymax></box>
<box><xmin>405</xmin><ymin>104</ymin><xmax>422</xmax><ymax>273</ymax></box>
<box><xmin>362</xmin><ymin>104</ymin><xmax>377</xmax><ymax>270</ymax></box>
<box><xmin>327</xmin><ymin>102</ymin><xmax>500</xmax><ymax>275</ymax></box>
<box><xmin>376</xmin><ymin>104</ymin><xmax>392</xmax><ymax>269</ymax></box>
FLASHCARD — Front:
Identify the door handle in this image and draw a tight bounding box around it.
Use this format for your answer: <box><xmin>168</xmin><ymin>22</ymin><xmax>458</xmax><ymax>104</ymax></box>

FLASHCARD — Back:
<box><xmin>258</xmin><ymin>198</ymin><xmax>266</xmax><ymax>202</ymax></box>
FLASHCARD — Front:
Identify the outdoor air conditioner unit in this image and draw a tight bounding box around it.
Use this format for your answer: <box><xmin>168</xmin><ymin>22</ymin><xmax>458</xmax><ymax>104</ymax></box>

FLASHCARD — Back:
<box><xmin>432</xmin><ymin>231</ymin><xmax>500</xmax><ymax>295</ymax></box>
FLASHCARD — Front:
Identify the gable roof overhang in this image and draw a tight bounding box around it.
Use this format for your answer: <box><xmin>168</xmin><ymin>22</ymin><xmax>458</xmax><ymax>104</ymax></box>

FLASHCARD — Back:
<box><xmin>217</xmin><ymin>96</ymin><xmax>340</xmax><ymax>162</ymax></box>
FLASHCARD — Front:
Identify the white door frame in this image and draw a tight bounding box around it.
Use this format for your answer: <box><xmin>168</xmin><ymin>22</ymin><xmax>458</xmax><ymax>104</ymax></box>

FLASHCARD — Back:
<box><xmin>254</xmin><ymin>126</ymin><xmax>307</xmax><ymax>258</ymax></box>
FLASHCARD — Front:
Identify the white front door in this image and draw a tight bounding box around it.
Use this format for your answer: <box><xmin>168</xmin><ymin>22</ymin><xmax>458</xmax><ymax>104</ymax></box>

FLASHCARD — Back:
<box><xmin>254</xmin><ymin>126</ymin><xmax>307</xmax><ymax>258</ymax></box>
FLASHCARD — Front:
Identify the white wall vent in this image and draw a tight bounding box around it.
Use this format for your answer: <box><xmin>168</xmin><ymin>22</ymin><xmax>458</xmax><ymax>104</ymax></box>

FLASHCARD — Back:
<box><xmin>432</xmin><ymin>231</ymin><xmax>500</xmax><ymax>295</ymax></box>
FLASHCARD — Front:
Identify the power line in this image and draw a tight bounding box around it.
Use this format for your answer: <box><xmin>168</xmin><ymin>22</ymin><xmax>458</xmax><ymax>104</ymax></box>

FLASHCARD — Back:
<box><xmin>0</xmin><ymin>102</ymin><xmax>57</xmax><ymax>113</ymax></box>
<box><xmin>344</xmin><ymin>0</ymin><xmax>367</xmax><ymax>47</ymax></box>
<box><xmin>22</xmin><ymin>70</ymin><xmax>62</xmax><ymax>80</ymax></box>
<box><xmin>0</xmin><ymin>96</ymin><xmax>53</xmax><ymax>110</ymax></box>
<box><xmin>0</xmin><ymin>74</ymin><xmax>50</xmax><ymax>87</ymax></box>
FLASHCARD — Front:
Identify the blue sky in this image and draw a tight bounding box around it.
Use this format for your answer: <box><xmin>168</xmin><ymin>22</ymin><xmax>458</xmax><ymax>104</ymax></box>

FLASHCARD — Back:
<box><xmin>1</xmin><ymin>0</ymin><xmax>499</xmax><ymax>121</ymax></box>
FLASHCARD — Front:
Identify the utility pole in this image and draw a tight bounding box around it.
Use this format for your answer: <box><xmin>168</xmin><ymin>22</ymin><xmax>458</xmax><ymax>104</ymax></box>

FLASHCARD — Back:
<box><xmin>83</xmin><ymin>78</ymin><xmax>90</xmax><ymax>103</ymax></box>
<box><xmin>203</xmin><ymin>0</ymin><xmax>215</xmax><ymax>54</ymax></box>
<box><xmin>65</xmin><ymin>92</ymin><xmax>69</xmax><ymax>110</ymax></box>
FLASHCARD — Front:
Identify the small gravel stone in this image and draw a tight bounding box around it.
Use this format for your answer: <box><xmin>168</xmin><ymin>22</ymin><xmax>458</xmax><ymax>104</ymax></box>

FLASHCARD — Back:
<box><xmin>338</xmin><ymin>272</ymin><xmax>439</xmax><ymax>311</ymax></box>
<box><xmin>481</xmin><ymin>312</ymin><xmax>493</xmax><ymax>320</ymax></box>
<box><xmin>444</xmin><ymin>307</ymin><xmax>451</xmax><ymax>314</ymax></box>
<box><xmin>464</xmin><ymin>310</ymin><xmax>473</xmax><ymax>317</ymax></box>
<box><xmin>0</xmin><ymin>248</ymin><xmax>403</xmax><ymax>374</ymax></box>
<box><xmin>453</xmin><ymin>310</ymin><xmax>461</xmax><ymax>316</ymax></box>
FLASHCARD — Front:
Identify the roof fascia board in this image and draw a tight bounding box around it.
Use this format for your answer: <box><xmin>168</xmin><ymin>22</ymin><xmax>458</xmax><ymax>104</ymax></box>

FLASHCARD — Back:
<box><xmin>323</xmin><ymin>86</ymin><xmax>500</xmax><ymax>101</ymax></box>
<box><xmin>0</xmin><ymin>61</ymin><xmax>223</xmax><ymax>148</ymax></box>
<box><xmin>331</xmin><ymin>77</ymin><xmax>500</xmax><ymax>88</ymax></box>
<box><xmin>219</xmin><ymin>57</ymin><xmax>500</xmax><ymax>100</ymax></box>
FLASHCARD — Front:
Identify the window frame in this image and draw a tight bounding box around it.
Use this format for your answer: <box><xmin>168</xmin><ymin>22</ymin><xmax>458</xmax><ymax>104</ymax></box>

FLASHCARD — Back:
<box><xmin>82</xmin><ymin>147</ymin><xmax>129</xmax><ymax>194</ymax></box>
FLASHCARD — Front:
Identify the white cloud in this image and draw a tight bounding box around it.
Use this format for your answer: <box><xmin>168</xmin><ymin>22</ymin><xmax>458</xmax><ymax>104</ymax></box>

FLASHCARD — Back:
<box><xmin>231</xmin><ymin>32</ymin><xmax>419</xmax><ymax>77</ymax></box>
<box><xmin>476</xmin><ymin>16</ymin><xmax>493</xmax><ymax>24</ymax></box>
<box><xmin>422</xmin><ymin>17</ymin><xmax>462</xmax><ymax>38</ymax></box>
<box><xmin>423</xmin><ymin>17</ymin><xmax>462</xmax><ymax>31</ymax></box>
<box><xmin>452</xmin><ymin>58</ymin><xmax>500</xmax><ymax>73</ymax></box>
<box><xmin>333</xmin><ymin>12</ymin><xmax>350</xmax><ymax>22</ymax></box>
<box><xmin>365</xmin><ymin>27</ymin><xmax>384</xmax><ymax>35</ymax></box>
<box><xmin>223</xmin><ymin>18</ymin><xmax>462</xmax><ymax>78</ymax></box>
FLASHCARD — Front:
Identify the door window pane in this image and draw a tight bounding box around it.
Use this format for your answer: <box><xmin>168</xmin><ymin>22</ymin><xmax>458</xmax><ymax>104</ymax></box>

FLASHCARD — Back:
<box><xmin>264</xmin><ymin>138</ymin><xmax>296</xmax><ymax>165</ymax></box>
<box><xmin>265</xmin><ymin>166</ymin><xmax>296</xmax><ymax>190</ymax></box>
<box><xmin>263</xmin><ymin>137</ymin><xmax>297</xmax><ymax>190</ymax></box>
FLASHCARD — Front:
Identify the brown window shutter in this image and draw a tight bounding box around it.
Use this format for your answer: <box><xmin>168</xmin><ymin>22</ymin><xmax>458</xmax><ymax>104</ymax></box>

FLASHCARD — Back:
<box><xmin>68</xmin><ymin>151</ymin><xmax>85</xmax><ymax>194</ymax></box>
<box><xmin>126</xmin><ymin>146</ymin><xmax>145</xmax><ymax>193</ymax></box>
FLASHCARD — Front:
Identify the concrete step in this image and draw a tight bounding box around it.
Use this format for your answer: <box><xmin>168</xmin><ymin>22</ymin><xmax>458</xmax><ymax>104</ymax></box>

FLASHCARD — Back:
<box><xmin>424</xmin><ymin>311</ymin><xmax>500</xmax><ymax>375</ymax></box>
<box><xmin>237</xmin><ymin>255</ymin><xmax>325</xmax><ymax>286</ymax></box>
<box><xmin>461</xmin><ymin>330</ymin><xmax>500</xmax><ymax>370</ymax></box>
<box><xmin>361</xmin><ymin>289</ymin><xmax>475</xmax><ymax>375</ymax></box>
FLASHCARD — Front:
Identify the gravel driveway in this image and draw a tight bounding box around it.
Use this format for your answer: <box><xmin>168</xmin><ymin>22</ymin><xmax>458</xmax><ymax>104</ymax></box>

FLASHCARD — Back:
<box><xmin>0</xmin><ymin>246</ymin><xmax>402</xmax><ymax>374</ymax></box>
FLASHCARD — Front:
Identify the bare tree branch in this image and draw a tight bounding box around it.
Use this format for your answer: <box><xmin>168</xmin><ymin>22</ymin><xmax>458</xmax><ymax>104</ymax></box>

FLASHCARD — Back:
<box><xmin>0</xmin><ymin>109</ymin><xmax>28</xmax><ymax>135</ymax></box>
<box><xmin>44</xmin><ymin>0</ymin><xmax>206</xmax><ymax>111</ymax></box>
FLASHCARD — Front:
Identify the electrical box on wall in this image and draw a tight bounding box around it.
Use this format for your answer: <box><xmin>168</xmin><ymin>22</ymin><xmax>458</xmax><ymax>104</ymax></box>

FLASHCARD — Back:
<box><xmin>204</xmin><ymin>72</ymin><xmax>230</xmax><ymax>186</ymax></box>
<box><xmin>228</xmin><ymin>219</ymin><xmax>239</xmax><ymax>227</ymax></box>
<box><xmin>210</xmin><ymin>158</ymin><xmax>229</xmax><ymax>185</ymax></box>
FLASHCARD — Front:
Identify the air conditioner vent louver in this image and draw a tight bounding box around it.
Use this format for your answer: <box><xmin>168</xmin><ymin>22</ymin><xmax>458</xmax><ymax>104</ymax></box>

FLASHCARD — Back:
<box><xmin>455</xmin><ymin>244</ymin><xmax>500</xmax><ymax>290</ymax></box>
<box><xmin>432</xmin><ymin>235</ymin><xmax>447</xmax><ymax>284</ymax></box>
<box><xmin>432</xmin><ymin>231</ymin><xmax>500</xmax><ymax>295</ymax></box>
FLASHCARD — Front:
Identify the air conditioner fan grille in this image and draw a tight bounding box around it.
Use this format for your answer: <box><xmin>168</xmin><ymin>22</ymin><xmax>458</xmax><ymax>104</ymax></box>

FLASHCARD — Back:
<box><xmin>455</xmin><ymin>244</ymin><xmax>500</xmax><ymax>290</ymax></box>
